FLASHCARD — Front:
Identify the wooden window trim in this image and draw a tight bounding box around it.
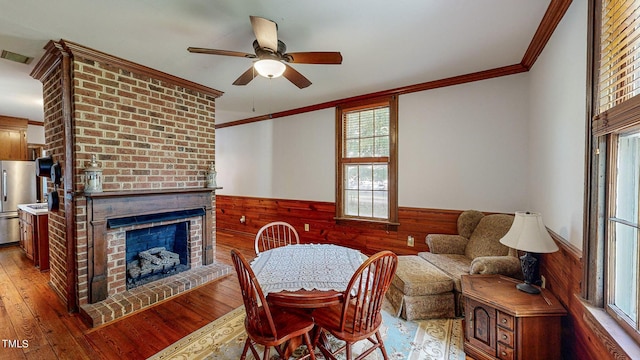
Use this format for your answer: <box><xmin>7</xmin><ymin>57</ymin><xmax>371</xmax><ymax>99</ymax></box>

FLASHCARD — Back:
<box><xmin>335</xmin><ymin>95</ymin><xmax>398</xmax><ymax>224</ymax></box>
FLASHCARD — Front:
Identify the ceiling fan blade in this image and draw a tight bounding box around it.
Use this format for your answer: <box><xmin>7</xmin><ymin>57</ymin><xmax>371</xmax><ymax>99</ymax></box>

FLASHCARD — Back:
<box><xmin>285</xmin><ymin>52</ymin><xmax>343</xmax><ymax>64</ymax></box>
<box><xmin>283</xmin><ymin>64</ymin><xmax>312</xmax><ymax>89</ymax></box>
<box><xmin>232</xmin><ymin>66</ymin><xmax>257</xmax><ymax>86</ymax></box>
<box><xmin>250</xmin><ymin>16</ymin><xmax>278</xmax><ymax>52</ymax></box>
<box><xmin>188</xmin><ymin>47</ymin><xmax>256</xmax><ymax>58</ymax></box>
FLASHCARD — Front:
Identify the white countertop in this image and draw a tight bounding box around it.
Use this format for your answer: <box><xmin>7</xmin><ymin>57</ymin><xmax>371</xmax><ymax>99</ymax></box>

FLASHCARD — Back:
<box><xmin>18</xmin><ymin>203</ymin><xmax>49</xmax><ymax>215</ymax></box>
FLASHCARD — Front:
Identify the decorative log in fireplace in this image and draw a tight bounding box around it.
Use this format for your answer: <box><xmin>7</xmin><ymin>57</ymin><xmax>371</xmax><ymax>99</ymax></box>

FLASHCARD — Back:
<box><xmin>85</xmin><ymin>188</ymin><xmax>215</xmax><ymax>303</ymax></box>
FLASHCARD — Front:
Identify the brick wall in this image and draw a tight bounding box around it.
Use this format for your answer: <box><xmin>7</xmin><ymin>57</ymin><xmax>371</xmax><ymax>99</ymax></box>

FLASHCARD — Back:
<box><xmin>32</xmin><ymin>40</ymin><xmax>222</xmax><ymax>309</ymax></box>
<box><xmin>40</xmin><ymin>57</ymin><xmax>68</xmax><ymax>303</ymax></box>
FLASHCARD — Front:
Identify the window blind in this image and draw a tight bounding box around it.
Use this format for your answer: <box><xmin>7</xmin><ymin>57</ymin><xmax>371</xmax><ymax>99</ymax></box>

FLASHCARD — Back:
<box><xmin>594</xmin><ymin>0</ymin><xmax>640</xmax><ymax>135</ymax></box>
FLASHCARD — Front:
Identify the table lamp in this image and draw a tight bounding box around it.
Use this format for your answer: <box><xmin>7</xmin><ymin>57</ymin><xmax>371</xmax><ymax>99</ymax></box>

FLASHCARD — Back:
<box><xmin>499</xmin><ymin>211</ymin><xmax>558</xmax><ymax>294</ymax></box>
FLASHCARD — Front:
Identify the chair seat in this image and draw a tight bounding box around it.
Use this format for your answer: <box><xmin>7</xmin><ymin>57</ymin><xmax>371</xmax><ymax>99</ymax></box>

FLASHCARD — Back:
<box><xmin>312</xmin><ymin>304</ymin><xmax>383</xmax><ymax>344</ymax></box>
<box><xmin>247</xmin><ymin>306</ymin><xmax>316</xmax><ymax>346</ymax></box>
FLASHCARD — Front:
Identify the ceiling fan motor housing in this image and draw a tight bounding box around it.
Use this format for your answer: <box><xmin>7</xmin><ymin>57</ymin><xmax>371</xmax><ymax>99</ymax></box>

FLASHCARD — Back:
<box><xmin>252</xmin><ymin>39</ymin><xmax>288</xmax><ymax>61</ymax></box>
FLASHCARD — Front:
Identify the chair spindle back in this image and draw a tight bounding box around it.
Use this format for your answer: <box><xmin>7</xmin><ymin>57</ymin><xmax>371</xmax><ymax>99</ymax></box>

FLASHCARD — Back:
<box><xmin>254</xmin><ymin>221</ymin><xmax>300</xmax><ymax>254</ymax></box>
<box><xmin>340</xmin><ymin>250</ymin><xmax>398</xmax><ymax>334</ymax></box>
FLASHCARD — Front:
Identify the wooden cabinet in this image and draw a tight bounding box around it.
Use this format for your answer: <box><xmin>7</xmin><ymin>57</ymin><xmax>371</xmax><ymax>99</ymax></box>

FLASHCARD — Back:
<box><xmin>19</xmin><ymin>209</ymin><xmax>34</xmax><ymax>260</ymax></box>
<box><xmin>461</xmin><ymin>275</ymin><xmax>567</xmax><ymax>360</ymax></box>
<box><xmin>0</xmin><ymin>116</ymin><xmax>29</xmax><ymax>160</ymax></box>
<box><xmin>18</xmin><ymin>208</ymin><xmax>49</xmax><ymax>271</ymax></box>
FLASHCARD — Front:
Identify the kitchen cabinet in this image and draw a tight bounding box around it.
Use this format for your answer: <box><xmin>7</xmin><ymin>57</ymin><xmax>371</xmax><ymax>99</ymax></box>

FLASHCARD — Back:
<box><xmin>18</xmin><ymin>206</ymin><xmax>49</xmax><ymax>271</ymax></box>
<box><xmin>461</xmin><ymin>275</ymin><xmax>566</xmax><ymax>360</ymax></box>
<box><xmin>0</xmin><ymin>116</ymin><xmax>29</xmax><ymax>160</ymax></box>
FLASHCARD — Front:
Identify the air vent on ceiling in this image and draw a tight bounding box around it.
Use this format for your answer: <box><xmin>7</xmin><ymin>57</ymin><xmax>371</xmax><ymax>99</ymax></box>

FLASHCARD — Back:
<box><xmin>1</xmin><ymin>50</ymin><xmax>33</xmax><ymax>64</ymax></box>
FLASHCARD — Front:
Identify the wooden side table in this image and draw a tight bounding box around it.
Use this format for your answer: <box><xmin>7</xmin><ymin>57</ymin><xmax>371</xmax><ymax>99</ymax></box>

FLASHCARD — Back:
<box><xmin>461</xmin><ymin>274</ymin><xmax>567</xmax><ymax>360</ymax></box>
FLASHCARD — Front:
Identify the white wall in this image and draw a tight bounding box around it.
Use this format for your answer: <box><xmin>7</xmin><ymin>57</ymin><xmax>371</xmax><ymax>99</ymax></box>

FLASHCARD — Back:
<box><xmin>399</xmin><ymin>74</ymin><xmax>529</xmax><ymax>212</ymax></box>
<box><xmin>528</xmin><ymin>0</ymin><xmax>587</xmax><ymax>249</ymax></box>
<box><xmin>216</xmin><ymin>109</ymin><xmax>335</xmax><ymax>201</ymax></box>
<box><xmin>217</xmin><ymin>74</ymin><xmax>530</xmax><ymax>213</ymax></box>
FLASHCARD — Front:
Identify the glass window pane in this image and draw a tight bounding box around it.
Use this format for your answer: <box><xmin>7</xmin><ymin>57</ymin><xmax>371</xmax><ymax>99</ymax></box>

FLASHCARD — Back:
<box><xmin>358</xmin><ymin>190</ymin><xmax>372</xmax><ymax>217</ymax></box>
<box><xmin>375</xmin><ymin>136</ymin><xmax>389</xmax><ymax>157</ymax></box>
<box><xmin>360</xmin><ymin>138</ymin><xmax>374</xmax><ymax>157</ymax></box>
<box><xmin>345</xmin><ymin>165</ymin><xmax>358</xmax><ymax>190</ymax></box>
<box><xmin>613</xmin><ymin>222</ymin><xmax>638</xmax><ymax>321</ymax></box>
<box><xmin>373</xmin><ymin>191</ymin><xmax>388</xmax><ymax>218</ymax></box>
<box><xmin>375</xmin><ymin>108</ymin><xmax>390</xmax><ymax>136</ymax></box>
<box><xmin>373</xmin><ymin>165</ymin><xmax>388</xmax><ymax>190</ymax></box>
<box><xmin>360</xmin><ymin>110</ymin><xmax>374</xmax><ymax>137</ymax></box>
<box><xmin>345</xmin><ymin>113</ymin><xmax>359</xmax><ymax>139</ymax></box>
<box><xmin>359</xmin><ymin>165</ymin><xmax>373</xmax><ymax>190</ymax></box>
<box><xmin>345</xmin><ymin>190</ymin><xmax>359</xmax><ymax>216</ymax></box>
<box><xmin>346</xmin><ymin>139</ymin><xmax>359</xmax><ymax>158</ymax></box>
<box><xmin>616</xmin><ymin>133</ymin><xmax>640</xmax><ymax>224</ymax></box>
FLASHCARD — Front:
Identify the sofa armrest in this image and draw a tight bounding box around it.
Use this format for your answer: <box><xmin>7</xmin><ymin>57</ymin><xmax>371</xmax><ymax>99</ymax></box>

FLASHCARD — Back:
<box><xmin>469</xmin><ymin>256</ymin><xmax>521</xmax><ymax>277</ymax></box>
<box><xmin>426</xmin><ymin>234</ymin><xmax>468</xmax><ymax>254</ymax></box>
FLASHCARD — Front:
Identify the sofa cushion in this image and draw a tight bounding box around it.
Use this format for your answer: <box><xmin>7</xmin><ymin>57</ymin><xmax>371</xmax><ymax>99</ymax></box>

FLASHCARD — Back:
<box><xmin>465</xmin><ymin>214</ymin><xmax>513</xmax><ymax>260</ymax></box>
<box><xmin>457</xmin><ymin>210</ymin><xmax>484</xmax><ymax>239</ymax></box>
<box><xmin>391</xmin><ymin>255</ymin><xmax>454</xmax><ymax>296</ymax></box>
<box><xmin>418</xmin><ymin>252</ymin><xmax>471</xmax><ymax>292</ymax></box>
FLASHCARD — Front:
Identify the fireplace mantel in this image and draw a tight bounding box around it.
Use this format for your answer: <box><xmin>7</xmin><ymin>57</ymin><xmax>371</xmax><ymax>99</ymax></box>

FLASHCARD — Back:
<box><xmin>85</xmin><ymin>188</ymin><xmax>215</xmax><ymax>303</ymax></box>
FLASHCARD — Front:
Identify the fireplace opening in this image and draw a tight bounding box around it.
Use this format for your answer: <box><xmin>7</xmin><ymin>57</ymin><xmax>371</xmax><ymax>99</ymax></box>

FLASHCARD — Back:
<box><xmin>125</xmin><ymin>222</ymin><xmax>190</xmax><ymax>289</ymax></box>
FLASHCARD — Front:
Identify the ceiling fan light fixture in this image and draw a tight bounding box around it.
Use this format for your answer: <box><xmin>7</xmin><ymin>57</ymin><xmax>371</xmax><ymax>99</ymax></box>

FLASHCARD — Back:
<box><xmin>254</xmin><ymin>59</ymin><xmax>286</xmax><ymax>78</ymax></box>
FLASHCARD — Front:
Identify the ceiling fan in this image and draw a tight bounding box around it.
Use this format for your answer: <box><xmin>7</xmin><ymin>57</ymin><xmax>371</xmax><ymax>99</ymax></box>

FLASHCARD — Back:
<box><xmin>188</xmin><ymin>16</ymin><xmax>342</xmax><ymax>89</ymax></box>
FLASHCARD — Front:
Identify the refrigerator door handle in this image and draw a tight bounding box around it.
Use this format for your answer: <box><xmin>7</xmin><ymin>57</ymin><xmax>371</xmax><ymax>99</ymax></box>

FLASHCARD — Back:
<box><xmin>2</xmin><ymin>170</ymin><xmax>6</xmax><ymax>202</ymax></box>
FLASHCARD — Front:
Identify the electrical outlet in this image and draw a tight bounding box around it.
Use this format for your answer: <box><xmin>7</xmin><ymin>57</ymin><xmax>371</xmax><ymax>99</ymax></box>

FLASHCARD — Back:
<box><xmin>304</xmin><ymin>224</ymin><xmax>309</xmax><ymax>231</ymax></box>
<box><xmin>540</xmin><ymin>275</ymin><xmax>546</xmax><ymax>289</ymax></box>
<box><xmin>407</xmin><ymin>236</ymin><xmax>414</xmax><ymax>247</ymax></box>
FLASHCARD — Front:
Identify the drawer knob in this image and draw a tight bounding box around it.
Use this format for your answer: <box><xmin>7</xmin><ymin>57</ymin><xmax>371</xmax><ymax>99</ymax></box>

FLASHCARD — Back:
<box><xmin>502</xmin><ymin>318</ymin><xmax>507</xmax><ymax>323</ymax></box>
<box><xmin>502</xmin><ymin>351</ymin><xmax>507</xmax><ymax>356</ymax></box>
<box><xmin>502</xmin><ymin>334</ymin><xmax>508</xmax><ymax>340</ymax></box>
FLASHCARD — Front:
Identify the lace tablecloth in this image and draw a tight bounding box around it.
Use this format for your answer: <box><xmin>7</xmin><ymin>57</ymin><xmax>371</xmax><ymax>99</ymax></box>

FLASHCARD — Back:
<box><xmin>250</xmin><ymin>244</ymin><xmax>365</xmax><ymax>294</ymax></box>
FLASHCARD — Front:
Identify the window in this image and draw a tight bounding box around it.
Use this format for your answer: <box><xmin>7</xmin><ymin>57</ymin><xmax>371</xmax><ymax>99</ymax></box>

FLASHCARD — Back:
<box><xmin>336</xmin><ymin>96</ymin><xmax>398</xmax><ymax>223</ymax></box>
<box><xmin>607</xmin><ymin>130</ymin><xmax>640</xmax><ymax>334</ymax></box>
<box><xmin>588</xmin><ymin>0</ymin><xmax>640</xmax><ymax>342</ymax></box>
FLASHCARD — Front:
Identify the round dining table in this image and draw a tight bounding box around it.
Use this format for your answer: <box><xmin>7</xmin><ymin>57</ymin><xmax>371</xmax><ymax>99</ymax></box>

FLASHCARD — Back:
<box><xmin>250</xmin><ymin>243</ymin><xmax>366</xmax><ymax>308</ymax></box>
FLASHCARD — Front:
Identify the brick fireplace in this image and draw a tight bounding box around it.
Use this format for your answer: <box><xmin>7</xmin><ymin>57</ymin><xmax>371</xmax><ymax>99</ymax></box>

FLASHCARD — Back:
<box><xmin>30</xmin><ymin>39</ymin><xmax>227</xmax><ymax>324</ymax></box>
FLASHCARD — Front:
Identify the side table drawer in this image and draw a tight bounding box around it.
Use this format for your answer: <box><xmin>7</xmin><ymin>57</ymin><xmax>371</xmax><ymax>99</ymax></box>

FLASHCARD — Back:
<box><xmin>497</xmin><ymin>326</ymin><xmax>514</xmax><ymax>347</ymax></box>
<box><xmin>497</xmin><ymin>310</ymin><xmax>514</xmax><ymax>330</ymax></box>
<box><xmin>497</xmin><ymin>342</ymin><xmax>515</xmax><ymax>360</ymax></box>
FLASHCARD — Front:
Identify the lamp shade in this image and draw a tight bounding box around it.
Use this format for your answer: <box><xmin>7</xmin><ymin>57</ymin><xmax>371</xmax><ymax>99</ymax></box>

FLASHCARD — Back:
<box><xmin>499</xmin><ymin>211</ymin><xmax>558</xmax><ymax>253</ymax></box>
<box><xmin>254</xmin><ymin>59</ymin><xmax>286</xmax><ymax>78</ymax></box>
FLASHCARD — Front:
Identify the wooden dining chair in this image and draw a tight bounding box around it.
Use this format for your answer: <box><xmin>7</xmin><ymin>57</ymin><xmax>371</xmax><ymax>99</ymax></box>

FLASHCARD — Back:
<box><xmin>311</xmin><ymin>250</ymin><xmax>398</xmax><ymax>360</ymax></box>
<box><xmin>230</xmin><ymin>249</ymin><xmax>316</xmax><ymax>360</ymax></box>
<box><xmin>254</xmin><ymin>221</ymin><xmax>300</xmax><ymax>255</ymax></box>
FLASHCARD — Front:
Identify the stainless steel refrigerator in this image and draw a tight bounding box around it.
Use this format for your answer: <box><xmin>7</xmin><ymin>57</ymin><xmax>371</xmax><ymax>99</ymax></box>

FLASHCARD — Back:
<box><xmin>0</xmin><ymin>161</ymin><xmax>36</xmax><ymax>245</ymax></box>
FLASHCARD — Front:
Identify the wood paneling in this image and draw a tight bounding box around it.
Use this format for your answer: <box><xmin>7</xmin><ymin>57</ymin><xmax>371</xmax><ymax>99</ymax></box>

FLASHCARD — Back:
<box><xmin>219</xmin><ymin>195</ymin><xmax>635</xmax><ymax>359</ymax></box>
<box><xmin>216</xmin><ymin>195</ymin><xmax>461</xmax><ymax>256</ymax></box>
<box><xmin>540</xmin><ymin>231</ymin><xmax>634</xmax><ymax>360</ymax></box>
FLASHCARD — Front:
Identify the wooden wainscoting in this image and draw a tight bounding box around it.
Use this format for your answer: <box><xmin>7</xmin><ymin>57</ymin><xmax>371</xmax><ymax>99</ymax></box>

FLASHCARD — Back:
<box><xmin>541</xmin><ymin>231</ymin><xmax>633</xmax><ymax>360</ymax></box>
<box><xmin>216</xmin><ymin>195</ymin><xmax>461</xmax><ymax>255</ymax></box>
<box><xmin>218</xmin><ymin>194</ymin><xmax>632</xmax><ymax>359</ymax></box>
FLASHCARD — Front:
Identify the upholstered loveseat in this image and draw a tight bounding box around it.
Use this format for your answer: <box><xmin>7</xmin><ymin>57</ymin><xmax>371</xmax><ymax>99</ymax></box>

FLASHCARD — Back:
<box><xmin>418</xmin><ymin>210</ymin><xmax>521</xmax><ymax>315</ymax></box>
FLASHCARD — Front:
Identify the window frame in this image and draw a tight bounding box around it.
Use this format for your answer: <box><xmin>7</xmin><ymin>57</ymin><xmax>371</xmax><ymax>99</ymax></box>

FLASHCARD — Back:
<box><xmin>587</xmin><ymin>0</ymin><xmax>640</xmax><ymax>343</ymax></box>
<box><xmin>604</xmin><ymin>128</ymin><xmax>640</xmax><ymax>341</ymax></box>
<box><xmin>335</xmin><ymin>95</ymin><xmax>398</xmax><ymax>224</ymax></box>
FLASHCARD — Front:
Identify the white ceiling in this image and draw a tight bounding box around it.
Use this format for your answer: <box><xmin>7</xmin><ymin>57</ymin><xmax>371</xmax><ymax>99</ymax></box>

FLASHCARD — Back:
<box><xmin>0</xmin><ymin>0</ymin><xmax>550</xmax><ymax>124</ymax></box>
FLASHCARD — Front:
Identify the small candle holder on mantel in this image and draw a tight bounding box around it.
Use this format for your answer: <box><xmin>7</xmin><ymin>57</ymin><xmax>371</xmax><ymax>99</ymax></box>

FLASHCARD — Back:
<box><xmin>84</xmin><ymin>154</ymin><xmax>103</xmax><ymax>193</ymax></box>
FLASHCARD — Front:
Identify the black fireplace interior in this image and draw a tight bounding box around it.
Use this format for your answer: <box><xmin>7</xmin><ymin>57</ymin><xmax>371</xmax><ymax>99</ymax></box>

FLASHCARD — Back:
<box><xmin>125</xmin><ymin>221</ymin><xmax>190</xmax><ymax>289</ymax></box>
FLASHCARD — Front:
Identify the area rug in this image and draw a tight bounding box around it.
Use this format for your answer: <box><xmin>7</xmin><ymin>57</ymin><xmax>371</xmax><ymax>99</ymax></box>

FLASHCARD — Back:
<box><xmin>149</xmin><ymin>302</ymin><xmax>464</xmax><ymax>360</ymax></box>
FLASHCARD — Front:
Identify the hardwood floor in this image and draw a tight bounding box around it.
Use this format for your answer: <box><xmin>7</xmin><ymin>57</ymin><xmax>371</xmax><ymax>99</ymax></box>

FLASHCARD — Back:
<box><xmin>0</xmin><ymin>230</ymin><xmax>256</xmax><ymax>360</ymax></box>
